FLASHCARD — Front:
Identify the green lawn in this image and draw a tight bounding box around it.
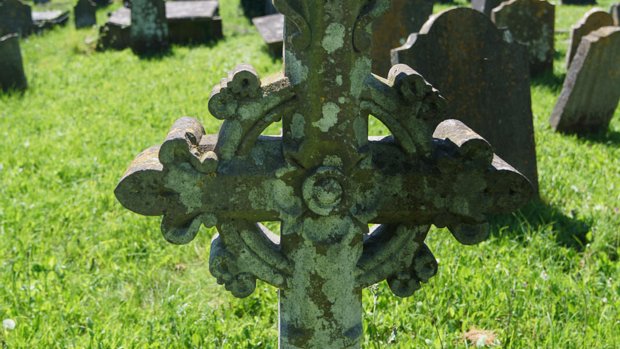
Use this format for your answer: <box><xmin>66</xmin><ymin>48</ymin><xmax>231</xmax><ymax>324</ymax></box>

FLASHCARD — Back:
<box><xmin>1</xmin><ymin>0</ymin><xmax>619</xmax><ymax>347</ymax></box>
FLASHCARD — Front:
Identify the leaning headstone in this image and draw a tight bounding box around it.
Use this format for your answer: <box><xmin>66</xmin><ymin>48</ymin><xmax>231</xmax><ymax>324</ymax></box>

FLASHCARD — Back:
<box><xmin>0</xmin><ymin>34</ymin><xmax>28</xmax><ymax>93</ymax></box>
<box><xmin>0</xmin><ymin>0</ymin><xmax>33</xmax><ymax>37</ymax></box>
<box><xmin>115</xmin><ymin>1</ymin><xmax>533</xmax><ymax>347</ymax></box>
<box><xmin>611</xmin><ymin>3</ymin><xmax>620</xmax><ymax>26</ymax></box>
<box><xmin>74</xmin><ymin>0</ymin><xmax>97</xmax><ymax>29</ymax></box>
<box><xmin>550</xmin><ymin>27</ymin><xmax>620</xmax><ymax>134</ymax></box>
<box><xmin>371</xmin><ymin>0</ymin><xmax>433</xmax><ymax>75</ymax></box>
<box><xmin>393</xmin><ymin>8</ymin><xmax>538</xmax><ymax>192</ymax></box>
<box><xmin>252</xmin><ymin>13</ymin><xmax>284</xmax><ymax>57</ymax></box>
<box><xmin>472</xmin><ymin>0</ymin><xmax>504</xmax><ymax>16</ymax></box>
<box><xmin>97</xmin><ymin>7</ymin><xmax>131</xmax><ymax>50</ymax></box>
<box><xmin>492</xmin><ymin>0</ymin><xmax>555</xmax><ymax>76</ymax></box>
<box><xmin>130</xmin><ymin>0</ymin><xmax>169</xmax><ymax>55</ymax></box>
<box><xmin>566</xmin><ymin>9</ymin><xmax>614</xmax><ymax>68</ymax></box>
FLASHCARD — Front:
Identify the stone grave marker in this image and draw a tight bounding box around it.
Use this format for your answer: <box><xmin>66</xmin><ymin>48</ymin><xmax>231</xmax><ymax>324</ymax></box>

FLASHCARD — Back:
<box><xmin>252</xmin><ymin>13</ymin><xmax>284</xmax><ymax>57</ymax></box>
<box><xmin>0</xmin><ymin>0</ymin><xmax>33</xmax><ymax>37</ymax></box>
<box><xmin>98</xmin><ymin>0</ymin><xmax>222</xmax><ymax>51</ymax></box>
<box><xmin>74</xmin><ymin>0</ymin><xmax>97</xmax><ymax>29</ymax></box>
<box><xmin>550</xmin><ymin>27</ymin><xmax>620</xmax><ymax>134</ymax></box>
<box><xmin>472</xmin><ymin>0</ymin><xmax>504</xmax><ymax>16</ymax></box>
<box><xmin>32</xmin><ymin>10</ymin><xmax>70</xmax><ymax>32</ymax></box>
<box><xmin>611</xmin><ymin>3</ymin><xmax>620</xmax><ymax>26</ymax></box>
<box><xmin>130</xmin><ymin>0</ymin><xmax>169</xmax><ymax>55</ymax></box>
<box><xmin>0</xmin><ymin>33</ymin><xmax>28</xmax><ymax>93</ymax></box>
<box><xmin>392</xmin><ymin>8</ymin><xmax>538</xmax><ymax>192</ymax></box>
<box><xmin>492</xmin><ymin>0</ymin><xmax>555</xmax><ymax>76</ymax></box>
<box><xmin>115</xmin><ymin>0</ymin><xmax>533</xmax><ymax>347</ymax></box>
<box><xmin>371</xmin><ymin>0</ymin><xmax>433</xmax><ymax>75</ymax></box>
<box><xmin>567</xmin><ymin>9</ymin><xmax>614</xmax><ymax>68</ymax></box>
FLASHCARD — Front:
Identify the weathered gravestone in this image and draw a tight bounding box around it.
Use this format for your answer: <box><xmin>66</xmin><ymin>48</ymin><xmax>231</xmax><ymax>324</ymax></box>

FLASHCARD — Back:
<box><xmin>472</xmin><ymin>0</ymin><xmax>504</xmax><ymax>16</ymax></box>
<box><xmin>241</xmin><ymin>0</ymin><xmax>277</xmax><ymax>19</ymax></box>
<box><xmin>392</xmin><ymin>8</ymin><xmax>538</xmax><ymax>192</ymax></box>
<box><xmin>253</xmin><ymin>13</ymin><xmax>284</xmax><ymax>57</ymax></box>
<box><xmin>492</xmin><ymin>0</ymin><xmax>555</xmax><ymax>76</ymax></box>
<box><xmin>550</xmin><ymin>27</ymin><xmax>620</xmax><ymax>134</ymax></box>
<box><xmin>130</xmin><ymin>0</ymin><xmax>169</xmax><ymax>55</ymax></box>
<box><xmin>74</xmin><ymin>0</ymin><xmax>97</xmax><ymax>29</ymax></box>
<box><xmin>0</xmin><ymin>0</ymin><xmax>33</xmax><ymax>37</ymax></box>
<box><xmin>371</xmin><ymin>0</ymin><xmax>433</xmax><ymax>75</ymax></box>
<box><xmin>115</xmin><ymin>0</ymin><xmax>533</xmax><ymax>347</ymax></box>
<box><xmin>32</xmin><ymin>10</ymin><xmax>70</xmax><ymax>32</ymax></box>
<box><xmin>611</xmin><ymin>3</ymin><xmax>620</xmax><ymax>25</ymax></box>
<box><xmin>566</xmin><ymin>9</ymin><xmax>614</xmax><ymax>68</ymax></box>
<box><xmin>0</xmin><ymin>34</ymin><xmax>28</xmax><ymax>93</ymax></box>
<box><xmin>98</xmin><ymin>1</ymin><xmax>222</xmax><ymax>51</ymax></box>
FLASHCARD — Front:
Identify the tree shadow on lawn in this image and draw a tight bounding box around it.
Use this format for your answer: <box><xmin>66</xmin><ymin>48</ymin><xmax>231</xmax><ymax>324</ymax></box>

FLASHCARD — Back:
<box><xmin>489</xmin><ymin>198</ymin><xmax>592</xmax><ymax>251</ymax></box>
<box><xmin>530</xmin><ymin>70</ymin><xmax>565</xmax><ymax>91</ymax></box>
<box><xmin>574</xmin><ymin>129</ymin><xmax>620</xmax><ymax>147</ymax></box>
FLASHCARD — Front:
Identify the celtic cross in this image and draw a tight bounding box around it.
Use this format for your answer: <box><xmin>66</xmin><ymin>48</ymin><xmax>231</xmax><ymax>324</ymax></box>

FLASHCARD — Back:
<box><xmin>115</xmin><ymin>0</ymin><xmax>533</xmax><ymax>347</ymax></box>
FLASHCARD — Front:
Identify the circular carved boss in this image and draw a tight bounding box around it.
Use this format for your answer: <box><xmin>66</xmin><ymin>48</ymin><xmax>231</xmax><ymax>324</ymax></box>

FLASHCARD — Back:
<box><xmin>302</xmin><ymin>167</ymin><xmax>346</xmax><ymax>216</ymax></box>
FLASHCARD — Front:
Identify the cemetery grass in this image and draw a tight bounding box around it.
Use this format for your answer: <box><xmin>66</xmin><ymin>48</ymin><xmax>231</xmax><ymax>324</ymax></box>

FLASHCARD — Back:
<box><xmin>0</xmin><ymin>0</ymin><xmax>618</xmax><ymax>347</ymax></box>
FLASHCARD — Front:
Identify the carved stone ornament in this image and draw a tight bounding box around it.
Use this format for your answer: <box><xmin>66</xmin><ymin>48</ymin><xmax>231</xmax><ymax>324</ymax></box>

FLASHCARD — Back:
<box><xmin>115</xmin><ymin>1</ymin><xmax>533</xmax><ymax>347</ymax></box>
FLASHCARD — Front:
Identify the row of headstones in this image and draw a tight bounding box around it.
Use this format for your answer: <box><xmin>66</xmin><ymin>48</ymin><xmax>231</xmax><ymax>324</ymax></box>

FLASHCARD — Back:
<box><xmin>97</xmin><ymin>0</ymin><xmax>223</xmax><ymax>54</ymax></box>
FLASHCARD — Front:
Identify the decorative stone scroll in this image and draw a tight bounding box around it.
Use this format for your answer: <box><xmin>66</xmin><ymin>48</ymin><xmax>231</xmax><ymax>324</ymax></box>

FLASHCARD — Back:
<box><xmin>550</xmin><ymin>27</ymin><xmax>620</xmax><ymax>134</ymax></box>
<box><xmin>0</xmin><ymin>33</ymin><xmax>28</xmax><ymax>93</ymax></box>
<box><xmin>116</xmin><ymin>0</ymin><xmax>533</xmax><ymax>347</ymax></box>
<box><xmin>393</xmin><ymin>7</ymin><xmax>538</xmax><ymax>192</ymax></box>
<box><xmin>566</xmin><ymin>9</ymin><xmax>614</xmax><ymax>68</ymax></box>
<box><xmin>492</xmin><ymin>0</ymin><xmax>555</xmax><ymax>76</ymax></box>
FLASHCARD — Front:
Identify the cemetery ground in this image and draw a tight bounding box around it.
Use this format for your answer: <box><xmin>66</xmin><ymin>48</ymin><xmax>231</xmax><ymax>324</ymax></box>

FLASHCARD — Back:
<box><xmin>0</xmin><ymin>0</ymin><xmax>618</xmax><ymax>347</ymax></box>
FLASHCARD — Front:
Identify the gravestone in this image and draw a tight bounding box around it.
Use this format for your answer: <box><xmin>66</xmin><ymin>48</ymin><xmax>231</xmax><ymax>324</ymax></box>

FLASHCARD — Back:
<box><xmin>74</xmin><ymin>0</ymin><xmax>97</xmax><ymax>29</ymax></box>
<box><xmin>252</xmin><ymin>13</ymin><xmax>284</xmax><ymax>57</ymax></box>
<box><xmin>566</xmin><ymin>9</ymin><xmax>614</xmax><ymax>68</ymax></box>
<box><xmin>472</xmin><ymin>0</ymin><xmax>504</xmax><ymax>16</ymax></box>
<box><xmin>98</xmin><ymin>1</ymin><xmax>222</xmax><ymax>51</ymax></box>
<box><xmin>371</xmin><ymin>0</ymin><xmax>433</xmax><ymax>75</ymax></box>
<box><xmin>131</xmin><ymin>0</ymin><xmax>169</xmax><ymax>55</ymax></box>
<box><xmin>550</xmin><ymin>27</ymin><xmax>620</xmax><ymax>134</ymax></box>
<box><xmin>241</xmin><ymin>0</ymin><xmax>277</xmax><ymax>19</ymax></box>
<box><xmin>393</xmin><ymin>8</ymin><xmax>538</xmax><ymax>192</ymax></box>
<box><xmin>612</xmin><ymin>3</ymin><xmax>620</xmax><ymax>26</ymax></box>
<box><xmin>0</xmin><ymin>34</ymin><xmax>28</xmax><ymax>93</ymax></box>
<box><xmin>492</xmin><ymin>0</ymin><xmax>555</xmax><ymax>76</ymax></box>
<box><xmin>32</xmin><ymin>10</ymin><xmax>70</xmax><ymax>32</ymax></box>
<box><xmin>115</xmin><ymin>0</ymin><xmax>533</xmax><ymax>347</ymax></box>
<box><xmin>0</xmin><ymin>0</ymin><xmax>33</xmax><ymax>37</ymax></box>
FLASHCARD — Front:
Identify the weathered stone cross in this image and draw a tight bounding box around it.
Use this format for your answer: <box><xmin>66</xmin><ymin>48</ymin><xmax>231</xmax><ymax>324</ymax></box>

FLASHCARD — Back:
<box><xmin>115</xmin><ymin>1</ymin><xmax>533</xmax><ymax>347</ymax></box>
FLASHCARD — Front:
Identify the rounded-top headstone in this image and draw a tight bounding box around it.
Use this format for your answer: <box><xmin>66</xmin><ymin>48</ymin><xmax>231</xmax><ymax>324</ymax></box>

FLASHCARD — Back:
<box><xmin>566</xmin><ymin>8</ymin><xmax>614</xmax><ymax>68</ymax></box>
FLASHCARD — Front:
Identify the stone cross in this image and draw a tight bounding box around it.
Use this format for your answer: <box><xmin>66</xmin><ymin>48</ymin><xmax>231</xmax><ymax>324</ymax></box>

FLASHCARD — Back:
<box><xmin>115</xmin><ymin>1</ymin><xmax>533</xmax><ymax>347</ymax></box>
<box><xmin>130</xmin><ymin>0</ymin><xmax>169</xmax><ymax>55</ymax></box>
<box><xmin>0</xmin><ymin>33</ymin><xmax>28</xmax><ymax>93</ymax></box>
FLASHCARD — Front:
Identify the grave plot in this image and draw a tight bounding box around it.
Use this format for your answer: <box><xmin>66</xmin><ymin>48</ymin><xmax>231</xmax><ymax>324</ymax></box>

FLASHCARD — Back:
<box><xmin>393</xmin><ymin>7</ymin><xmax>538</xmax><ymax>192</ymax></box>
<box><xmin>491</xmin><ymin>0</ymin><xmax>555</xmax><ymax>76</ymax></box>
<box><xmin>115</xmin><ymin>1</ymin><xmax>533</xmax><ymax>347</ymax></box>
<box><xmin>252</xmin><ymin>13</ymin><xmax>283</xmax><ymax>57</ymax></box>
<box><xmin>566</xmin><ymin>9</ymin><xmax>614</xmax><ymax>68</ymax></box>
<box><xmin>74</xmin><ymin>0</ymin><xmax>97</xmax><ymax>29</ymax></box>
<box><xmin>0</xmin><ymin>33</ymin><xmax>28</xmax><ymax>93</ymax></box>
<box><xmin>98</xmin><ymin>0</ymin><xmax>223</xmax><ymax>51</ymax></box>
<box><xmin>550</xmin><ymin>27</ymin><xmax>620</xmax><ymax>134</ymax></box>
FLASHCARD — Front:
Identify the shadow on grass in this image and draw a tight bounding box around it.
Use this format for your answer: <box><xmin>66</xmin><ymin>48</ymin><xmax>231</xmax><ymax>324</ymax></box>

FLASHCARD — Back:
<box><xmin>490</xmin><ymin>199</ymin><xmax>592</xmax><ymax>251</ymax></box>
<box><xmin>574</xmin><ymin>129</ymin><xmax>620</xmax><ymax>146</ymax></box>
<box><xmin>530</xmin><ymin>70</ymin><xmax>565</xmax><ymax>90</ymax></box>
